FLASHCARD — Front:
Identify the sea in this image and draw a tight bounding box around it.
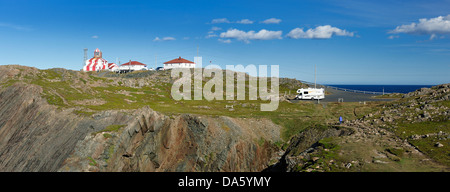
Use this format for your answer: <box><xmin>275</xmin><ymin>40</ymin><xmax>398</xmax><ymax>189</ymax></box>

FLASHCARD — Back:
<box><xmin>325</xmin><ymin>85</ymin><xmax>435</xmax><ymax>94</ymax></box>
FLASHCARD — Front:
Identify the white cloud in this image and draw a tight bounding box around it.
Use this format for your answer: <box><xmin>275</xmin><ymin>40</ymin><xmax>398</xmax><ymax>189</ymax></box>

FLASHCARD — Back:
<box><xmin>218</xmin><ymin>39</ymin><xmax>232</xmax><ymax>43</ymax></box>
<box><xmin>252</xmin><ymin>29</ymin><xmax>283</xmax><ymax>40</ymax></box>
<box><xmin>91</xmin><ymin>35</ymin><xmax>99</xmax><ymax>39</ymax></box>
<box><xmin>390</xmin><ymin>15</ymin><xmax>450</xmax><ymax>40</ymax></box>
<box><xmin>261</xmin><ymin>18</ymin><xmax>282</xmax><ymax>24</ymax></box>
<box><xmin>211</xmin><ymin>18</ymin><xmax>230</xmax><ymax>24</ymax></box>
<box><xmin>163</xmin><ymin>37</ymin><xmax>176</xmax><ymax>41</ymax></box>
<box><xmin>236</xmin><ymin>19</ymin><xmax>254</xmax><ymax>24</ymax></box>
<box><xmin>387</xmin><ymin>35</ymin><xmax>399</xmax><ymax>39</ymax></box>
<box><xmin>211</xmin><ymin>26</ymin><xmax>222</xmax><ymax>31</ymax></box>
<box><xmin>429</xmin><ymin>34</ymin><xmax>437</xmax><ymax>40</ymax></box>
<box><xmin>153</xmin><ymin>36</ymin><xmax>176</xmax><ymax>41</ymax></box>
<box><xmin>205</xmin><ymin>34</ymin><xmax>218</xmax><ymax>39</ymax></box>
<box><xmin>206</xmin><ymin>27</ymin><xmax>221</xmax><ymax>39</ymax></box>
<box><xmin>220</xmin><ymin>28</ymin><xmax>282</xmax><ymax>43</ymax></box>
<box><xmin>286</xmin><ymin>25</ymin><xmax>354</xmax><ymax>39</ymax></box>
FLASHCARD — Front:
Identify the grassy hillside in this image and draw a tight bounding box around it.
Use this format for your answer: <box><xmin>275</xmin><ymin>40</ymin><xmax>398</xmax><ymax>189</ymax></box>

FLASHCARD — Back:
<box><xmin>0</xmin><ymin>66</ymin><xmax>384</xmax><ymax>142</ymax></box>
<box><xmin>2</xmin><ymin>65</ymin><xmax>448</xmax><ymax>172</ymax></box>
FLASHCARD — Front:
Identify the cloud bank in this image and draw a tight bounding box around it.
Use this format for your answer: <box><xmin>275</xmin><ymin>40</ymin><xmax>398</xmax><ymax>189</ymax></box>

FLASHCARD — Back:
<box><xmin>389</xmin><ymin>15</ymin><xmax>450</xmax><ymax>39</ymax></box>
<box><xmin>210</xmin><ymin>18</ymin><xmax>282</xmax><ymax>24</ymax></box>
<box><xmin>286</xmin><ymin>25</ymin><xmax>354</xmax><ymax>39</ymax></box>
<box><xmin>236</xmin><ymin>19</ymin><xmax>254</xmax><ymax>24</ymax></box>
<box><xmin>219</xmin><ymin>28</ymin><xmax>282</xmax><ymax>43</ymax></box>
<box><xmin>211</xmin><ymin>18</ymin><xmax>231</xmax><ymax>24</ymax></box>
<box><xmin>261</xmin><ymin>18</ymin><xmax>282</xmax><ymax>24</ymax></box>
<box><xmin>153</xmin><ymin>37</ymin><xmax>176</xmax><ymax>41</ymax></box>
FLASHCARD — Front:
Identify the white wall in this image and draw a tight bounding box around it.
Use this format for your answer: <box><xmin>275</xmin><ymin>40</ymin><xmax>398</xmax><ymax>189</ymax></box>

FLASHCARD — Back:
<box><xmin>164</xmin><ymin>63</ymin><xmax>195</xmax><ymax>69</ymax></box>
<box><xmin>119</xmin><ymin>65</ymin><xmax>148</xmax><ymax>71</ymax></box>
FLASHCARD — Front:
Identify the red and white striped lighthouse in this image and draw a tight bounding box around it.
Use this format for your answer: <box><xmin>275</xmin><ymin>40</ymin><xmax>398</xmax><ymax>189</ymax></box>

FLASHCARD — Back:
<box><xmin>83</xmin><ymin>48</ymin><xmax>109</xmax><ymax>71</ymax></box>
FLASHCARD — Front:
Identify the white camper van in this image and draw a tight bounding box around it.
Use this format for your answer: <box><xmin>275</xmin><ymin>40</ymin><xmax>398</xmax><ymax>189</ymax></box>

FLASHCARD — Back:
<box><xmin>295</xmin><ymin>88</ymin><xmax>325</xmax><ymax>100</ymax></box>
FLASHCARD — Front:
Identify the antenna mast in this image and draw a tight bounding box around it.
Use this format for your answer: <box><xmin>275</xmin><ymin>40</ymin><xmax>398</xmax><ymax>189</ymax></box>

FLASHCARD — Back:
<box><xmin>83</xmin><ymin>48</ymin><xmax>88</xmax><ymax>66</ymax></box>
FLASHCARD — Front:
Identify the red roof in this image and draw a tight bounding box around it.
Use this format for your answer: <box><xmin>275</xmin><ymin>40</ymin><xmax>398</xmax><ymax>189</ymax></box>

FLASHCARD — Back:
<box><xmin>121</xmin><ymin>61</ymin><xmax>146</xmax><ymax>66</ymax></box>
<box><xmin>164</xmin><ymin>57</ymin><xmax>194</xmax><ymax>64</ymax></box>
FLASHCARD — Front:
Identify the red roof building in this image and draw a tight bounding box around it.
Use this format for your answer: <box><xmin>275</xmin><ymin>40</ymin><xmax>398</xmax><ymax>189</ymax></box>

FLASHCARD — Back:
<box><xmin>108</xmin><ymin>63</ymin><xmax>118</xmax><ymax>71</ymax></box>
<box><xmin>163</xmin><ymin>57</ymin><xmax>195</xmax><ymax>69</ymax></box>
<box><xmin>119</xmin><ymin>60</ymin><xmax>148</xmax><ymax>71</ymax></box>
<box><xmin>121</xmin><ymin>61</ymin><xmax>147</xmax><ymax>66</ymax></box>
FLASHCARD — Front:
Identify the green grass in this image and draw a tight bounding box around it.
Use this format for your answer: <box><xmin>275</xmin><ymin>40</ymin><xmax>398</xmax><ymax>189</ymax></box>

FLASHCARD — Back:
<box><xmin>92</xmin><ymin>124</ymin><xmax>126</xmax><ymax>136</ymax></box>
<box><xmin>382</xmin><ymin>109</ymin><xmax>450</xmax><ymax>166</ymax></box>
<box><xmin>103</xmin><ymin>124</ymin><xmax>126</xmax><ymax>132</ymax></box>
<box><xmin>372</xmin><ymin>93</ymin><xmax>403</xmax><ymax>99</ymax></box>
<box><xmin>409</xmin><ymin>134</ymin><xmax>450</xmax><ymax>166</ymax></box>
<box><xmin>385</xmin><ymin>148</ymin><xmax>405</xmax><ymax>158</ymax></box>
<box><xmin>293</xmin><ymin>136</ymin><xmax>342</xmax><ymax>172</ymax></box>
<box><xmin>87</xmin><ymin>156</ymin><xmax>97</xmax><ymax>166</ymax></box>
<box><xmin>271</xmin><ymin>101</ymin><xmax>381</xmax><ymax>141</ymax></box>
<box><xmin>395</xmin><ymin>121</ymin><xmax>449</xmax><ymax>138</ymax></box>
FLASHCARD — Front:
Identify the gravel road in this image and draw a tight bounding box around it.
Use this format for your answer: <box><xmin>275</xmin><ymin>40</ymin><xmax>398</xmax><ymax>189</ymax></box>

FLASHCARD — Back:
<box><xmin>291</xmin><ymin>88</ymin><xmax>396</xmax><ymax>103</ymax></box>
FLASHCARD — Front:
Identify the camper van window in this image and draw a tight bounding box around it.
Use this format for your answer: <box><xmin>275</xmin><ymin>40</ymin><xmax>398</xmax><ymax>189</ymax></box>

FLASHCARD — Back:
<box><xmin>304</xmin><ymin>91</ymin><xmax>308</xmax><ymax>94</ymax></box>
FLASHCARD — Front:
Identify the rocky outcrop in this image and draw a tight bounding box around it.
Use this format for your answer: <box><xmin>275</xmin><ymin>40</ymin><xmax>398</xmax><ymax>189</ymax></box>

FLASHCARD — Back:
<box><xmin>59</xmin><ymin>107</ymin><xmax>281</xmax><ymax>172</ymax></box>
<box><xmin>357</xmin><ymin>84</ymin><xmax>450</xmax><ymax>125</ymax></box>
<box><xmin>264</xmin><ymin>125</ymin><xmax>353</xmax><ymax>172</ymax></box>
<box><xmin>0</xmin><ymin>83</ymin><xmax>131</xmax><ymax>171</ymax></box>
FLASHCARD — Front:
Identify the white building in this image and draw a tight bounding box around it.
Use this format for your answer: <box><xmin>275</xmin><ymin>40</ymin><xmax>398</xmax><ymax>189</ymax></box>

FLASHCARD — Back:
<box><xmin>108</xmin><ymin>63</ymin><xmax>119</xmax><ymax>72</ymax></box>
<box><xmin>163</xmin><ymin>57</ymin><xmax>195</xmax><ymax>70</ymax></box>
<box><xmin>119</xmin><ymin>61</ymin><xmax>148</xmax><ymax>71</ymax></box>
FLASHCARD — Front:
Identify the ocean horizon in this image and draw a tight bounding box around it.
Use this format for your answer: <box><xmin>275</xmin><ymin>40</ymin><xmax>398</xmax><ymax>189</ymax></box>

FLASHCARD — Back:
<box><xmin>325</xmin><ymin>84</ymin><xmax>435</xmax><ymax>94</ymax></box>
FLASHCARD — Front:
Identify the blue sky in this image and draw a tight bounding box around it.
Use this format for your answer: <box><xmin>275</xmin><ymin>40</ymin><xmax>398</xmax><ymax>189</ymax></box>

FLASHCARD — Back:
<box><xmin>0</xmin><ymin>0</ymin><xmax>449</xmax><ymax>85</ymax></box>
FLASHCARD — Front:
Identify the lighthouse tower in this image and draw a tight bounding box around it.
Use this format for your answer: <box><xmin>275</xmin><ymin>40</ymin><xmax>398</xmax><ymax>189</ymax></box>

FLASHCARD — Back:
<box><xmin>83</xmin><ymin>48</ymin><xmax>109</xmax><ymax>71</ymax></box>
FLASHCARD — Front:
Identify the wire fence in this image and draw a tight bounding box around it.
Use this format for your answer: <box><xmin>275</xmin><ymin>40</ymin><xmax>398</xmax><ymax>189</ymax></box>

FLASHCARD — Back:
<box><xmin>297</xmin><ymin>80</ymin><xmax>391</xmax><ymax>95</ymax></box>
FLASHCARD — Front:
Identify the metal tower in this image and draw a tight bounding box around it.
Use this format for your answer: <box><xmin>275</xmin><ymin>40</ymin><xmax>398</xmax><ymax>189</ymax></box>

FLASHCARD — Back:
<box><xmin>83</xmin><ymin>48</ymin><xmax>88</xmax><ymax>66</ymax></box>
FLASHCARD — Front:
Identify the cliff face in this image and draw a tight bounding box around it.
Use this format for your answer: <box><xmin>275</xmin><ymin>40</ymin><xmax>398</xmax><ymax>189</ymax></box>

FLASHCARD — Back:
<box><xmin>60</xmin><ymin>107</ymin><xmax>280</xmax><ymax>172</ymax></box>
<box><xmin>0</xmin><ymin>66</ymin><xmax>281</xmax><ymax>172</ymax></box>
<box><xmin>0</xmin><ymin>83</ymin><xmax>132</xmax><ymax>171</ymax></box>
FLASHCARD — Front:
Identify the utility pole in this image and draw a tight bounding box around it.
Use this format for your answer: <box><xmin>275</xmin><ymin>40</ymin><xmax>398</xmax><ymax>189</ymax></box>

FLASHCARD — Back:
<box><xmin>83</xmin><ymin>48</ymin><xmax>88</xmax><ymax>66</ymax></box>
<box><xmin>155</xmin><ymin>54</ymin><xmax>157</xmax><ymax>69</ymax></box>
<box><xmin>314</xmin><ymin>64</ymin><xmax>317</xmax><ymax>89</ymax></box>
